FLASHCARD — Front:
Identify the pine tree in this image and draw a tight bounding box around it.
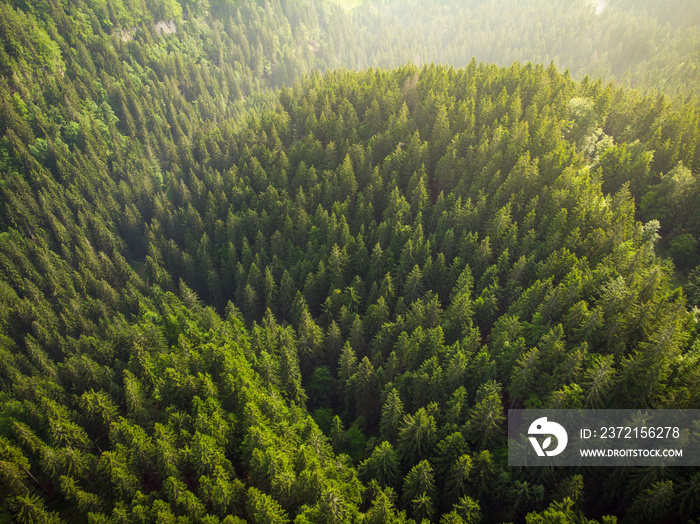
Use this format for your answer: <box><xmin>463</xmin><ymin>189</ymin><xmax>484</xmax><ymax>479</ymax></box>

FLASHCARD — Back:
<box><xmin>359</xmin><ymin>441</ymin><xmax>400</xmax><ymax>489</ymax></box>
<box><xmin>380</xmin><ymin>389</ymin><xmax>405</xmax><ymax>443</ymax></box>
<box><xmin>402</xmin><ymin>460</ymin><xmax>436</xmax><ymax>521</ymax></box>
<box><xmin>397</xmin><ymin>408</ymin><xmax>437</xmax><ymax>466</ymax></box>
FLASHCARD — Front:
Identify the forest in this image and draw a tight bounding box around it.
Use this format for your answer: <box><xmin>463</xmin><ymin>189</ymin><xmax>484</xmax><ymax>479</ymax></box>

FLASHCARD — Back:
<box><xmin>0</xmin><ymin>0</ymin><xmax>699</xmax><ymax>522</ymax></box>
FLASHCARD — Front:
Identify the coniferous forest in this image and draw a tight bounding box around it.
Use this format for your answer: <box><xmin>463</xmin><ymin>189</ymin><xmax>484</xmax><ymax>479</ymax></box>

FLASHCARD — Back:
<box><xmin>0</xmin><ymin>0</ymin><xmax>699</xmax><ymax>522</ymax></box>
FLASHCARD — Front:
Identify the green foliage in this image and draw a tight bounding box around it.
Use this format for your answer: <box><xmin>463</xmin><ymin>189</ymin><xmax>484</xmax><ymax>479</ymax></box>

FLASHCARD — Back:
<box><xmin>342</xmin><ymin>0</ymin><xmax>700</xmax><ymax>101</ymax></box>
<box><xmin>359</xmin><ymin>441</ymin><xmax>400</xmax><ymax>488</ymax></box>
<box><xmin>0</xmin><ymin>1</ymin><xmax>697</xmax><ymax>523</ymax></box>
<box><xmin>402</xmin><ymin>460</ymin><xmax>436</xmax><ymax>521</ymax></box>
<box><xmin>526</xmin><ymin>498</ymin><xmax>615</xmax><ymax>524</ymax></box>
<box><xmin>669</xmin><ymin>233</ymin><xmax>698</xmax><ymax>269</ymax></box>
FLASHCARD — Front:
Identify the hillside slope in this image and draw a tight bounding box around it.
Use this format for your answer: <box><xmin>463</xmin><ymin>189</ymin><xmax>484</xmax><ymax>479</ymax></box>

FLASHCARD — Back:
<box><xmin>0</xmin><ymin>1</ymin><xmax>699</xmax><ymax>523</ymax></box>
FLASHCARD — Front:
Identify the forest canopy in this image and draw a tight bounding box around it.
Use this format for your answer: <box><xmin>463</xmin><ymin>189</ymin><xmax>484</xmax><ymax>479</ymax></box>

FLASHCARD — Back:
<box><xmin>0</xmin><ymin>0</ymin><xmax>699</xmax><ymax>523</ymax></box>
